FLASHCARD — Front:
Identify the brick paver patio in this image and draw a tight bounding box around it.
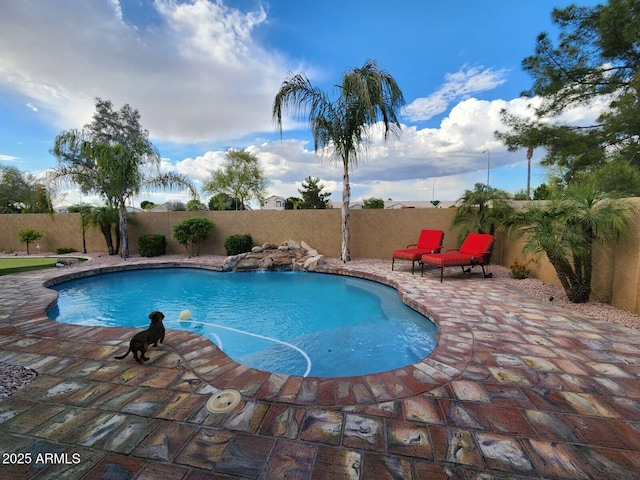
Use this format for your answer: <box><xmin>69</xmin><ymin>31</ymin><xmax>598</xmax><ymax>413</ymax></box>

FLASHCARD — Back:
<box><xmin>1</xmin><ymin>255</ymin><xmax>640</xmax><ymax>479</ymax></box>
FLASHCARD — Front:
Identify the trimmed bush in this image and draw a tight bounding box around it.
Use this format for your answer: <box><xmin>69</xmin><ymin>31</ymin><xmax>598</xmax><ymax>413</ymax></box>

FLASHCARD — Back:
<box><xmin>56</xmin><ymin>248</ymin><xmax>76</xmax><ymax>254</ymax></box>
<box><xmin>138</xmin><ymin>234</ymin><xmax>167</xmax><ymax>257</ymax></box>
<box><xmin>224</xmin><ymin>234</ymin><xmax>253</xmax><ymax>256</ymax></box>
<box><xmin>172</xmin><ymin>217</ymin><xmax>215</xmax><ymax>256</ymax></box>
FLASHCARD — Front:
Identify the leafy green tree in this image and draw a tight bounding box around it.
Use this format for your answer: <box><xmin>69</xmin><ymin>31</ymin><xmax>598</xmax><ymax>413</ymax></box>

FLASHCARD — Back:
<box><xmin>0</xmin><ymin>165</ymin><xmax>53</xmax><ymax>213</ymax></box>
<box><xmin>187</xmin><ymin>199</ymin><xmax>207</xmax><ymax>211</ymax></box>
<box><xmin>172</xmin><ymin>217</ymin><xmax>215</xmax><ymax>257</ymax></box>
<box><xmin>502</xmin><ymin>184</ymin><xmax>637</xmax><ymax>303</ymax></box>
<box><xmin>273</xmin><ymin>59</ymin><xmax>405</xmax><ymax>261</ymax></box>
<box><xmin>514</xmin><ymin>190</ymin><xmax>528</xmax><ymax>201</ymax></box>
<box><xmin>363</xmin><ymin>197</ymin><xmax>384</xmax><ymax>209</ymax></box>
<box><xmin>452</xmin><ymin>183</ymin><xmax>514</xmax><ymax>243</ymax></box>
<box><xmin>285</xmin><ymin>196</ymin><xmax>303</xmax><ymax>210</ymax></box>
<box><xmin>208</xmin><ymin>192</ymin><xmax>242</xmax><ymax>211</ymax></box>
<box><xmin>202</xmin><ymin>149</ymin><xmax>267</xmax><ymax>210</ymax></box>
<box><xmin>497</xmin><ymin>0</ymin><xmax>640</xmax><ymax>193</ymax></box>
<box><xmin>533</xmin><ymin>183</ymin><xmax>552</xmax><ymax>200</ymax></box>
<box><xmin>17</xmin><ymin>227</ymin><xmax>44</xmax><ymax>254</ymax></box>
<box><xmin>140</xmin><ymin>200</ymin><xmax>157</xmax><ymax>210</ymax></box>
<box><xmin>51</xmin><ymin>98</ymin><xmax>197</xmax><ymax>258</ymax></box>
<box><xmin>298</xmin><ymin>176</ymin><xmax>331</xmax><ymax>209</ymax></box>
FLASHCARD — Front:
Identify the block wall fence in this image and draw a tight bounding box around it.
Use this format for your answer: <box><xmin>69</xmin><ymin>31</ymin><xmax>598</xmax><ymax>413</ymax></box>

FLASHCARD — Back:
<box><xmin>2</xmin><ymin>203</ymin><xmax>640</xmax><ymax>314</ymax></box>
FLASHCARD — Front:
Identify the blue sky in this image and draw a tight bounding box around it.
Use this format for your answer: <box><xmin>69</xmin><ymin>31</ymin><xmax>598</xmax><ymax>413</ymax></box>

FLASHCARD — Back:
<box><xmin>0</xmin><ymin>0</ymin><xmax>603</xmax><ymax>207</ymax></box>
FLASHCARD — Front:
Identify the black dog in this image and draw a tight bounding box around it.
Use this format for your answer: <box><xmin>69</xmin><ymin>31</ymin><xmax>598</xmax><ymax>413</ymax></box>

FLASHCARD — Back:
<box><xmin>114</xmin><ymin>311</ymin><xmax>166</xmax><ymax>363</ymax></box>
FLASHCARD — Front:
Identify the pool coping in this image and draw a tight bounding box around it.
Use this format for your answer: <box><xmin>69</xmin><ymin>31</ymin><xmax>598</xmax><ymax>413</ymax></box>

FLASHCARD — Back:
<box><xmin>29</xmin><ymin>259</ymin><xmax>472</xmax><ymax>406</ymax></box>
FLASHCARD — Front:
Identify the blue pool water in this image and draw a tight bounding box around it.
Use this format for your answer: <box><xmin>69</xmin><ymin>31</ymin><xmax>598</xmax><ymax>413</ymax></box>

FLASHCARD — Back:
<box><xmin>47</xmin><ymin>268</ymin><xmax>439</xmax><ymax>377</ymax></box>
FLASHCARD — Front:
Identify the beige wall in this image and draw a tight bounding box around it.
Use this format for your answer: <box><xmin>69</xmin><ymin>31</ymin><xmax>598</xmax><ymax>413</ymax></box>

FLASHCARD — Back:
<box><xmin>2</xmin><ymin>208</ymin><xmax>639</xmax><ymax>313</ymax></box>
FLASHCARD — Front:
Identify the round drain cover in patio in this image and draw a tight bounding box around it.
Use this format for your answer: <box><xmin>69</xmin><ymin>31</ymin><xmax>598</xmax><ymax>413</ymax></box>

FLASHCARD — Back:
<box><xmin>206</xmin><ymin>389</ymin><xmax>241</xmax><ymax>413</ymax></box>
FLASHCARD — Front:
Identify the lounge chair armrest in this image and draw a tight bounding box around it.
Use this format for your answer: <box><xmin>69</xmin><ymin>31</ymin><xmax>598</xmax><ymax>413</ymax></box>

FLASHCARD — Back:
<box><xmin>406</xmin><ymin>243</ymin><xmax>418</xmax><ymax>248</ymax></box>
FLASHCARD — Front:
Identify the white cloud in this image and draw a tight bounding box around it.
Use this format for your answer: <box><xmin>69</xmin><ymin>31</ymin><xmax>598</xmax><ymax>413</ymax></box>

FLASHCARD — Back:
<box><xmin>26</xmin><ymin>103</ymin><xmax>38</xmax><ymax>112</ymax></box>
<box><xmin>403</xmin><ymin>65</ymin><xmax>508</xmax><ymax>121</ymax></box>
<box><xmin>167</xmin><ymin>93</ymin><xmax>604</xmax><ymax>204</ymax></box>
<box><xmin>0</xmin><ymin>0</ymin><xmax>292</xmax><ymax>143</ymax></box>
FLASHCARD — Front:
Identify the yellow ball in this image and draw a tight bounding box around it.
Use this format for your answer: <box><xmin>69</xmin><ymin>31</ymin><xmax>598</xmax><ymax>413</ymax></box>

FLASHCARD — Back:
<box><xmin>179</xmin><ymin>309</ymin><xmax>192</xmax><ymax>321</ymax></box>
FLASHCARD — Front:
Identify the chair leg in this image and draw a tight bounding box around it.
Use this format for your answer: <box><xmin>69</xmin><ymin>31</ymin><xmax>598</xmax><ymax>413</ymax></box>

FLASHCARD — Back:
<box><xmin>391</xmin><ymin>258</ymin><xmax>395</xmax><ymax>271</ymax></box>
<box><xmin>411</xmin><ymin>260</ymin><xmax>415</xmax><ymax>275</ymax></box>
<box><xmin>440</xmin><ymin>267</ymin><xmax>444</xmax><ymax>282</ymax></box>
<box><xmin>482</xmin><ymin>265</ymin><xmax>493</xmax><ymax>278</ymax></box>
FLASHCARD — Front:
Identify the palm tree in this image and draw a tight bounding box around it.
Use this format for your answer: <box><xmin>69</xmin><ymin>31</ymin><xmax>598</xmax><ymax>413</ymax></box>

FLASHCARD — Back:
<box><xmin>502</xmin><ymin>185</ymin><xmax>637</xmax><ymax>303</ymax></box>
<box><xmin>273</xmin><ymin>59</ymin><xmax>405</xmax><ymax>261</ymax></box>
<box><xmin>452</xmin><ymin>183</ymin><xmax>514</xmax><ymax>244</ymax></box>
<box><xmin>51</xmin><ymin>100</ymin><xmax>197</xmax><ymax>258</ymax></box>
<box><xmin>84</xmin><ymin>206</ymin><xmax>120</xmax><ymax>255</ymax></box>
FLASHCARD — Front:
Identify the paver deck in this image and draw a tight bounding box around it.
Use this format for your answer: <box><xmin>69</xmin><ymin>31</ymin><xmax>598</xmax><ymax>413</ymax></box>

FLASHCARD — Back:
<box><xmin>1</xmin><ymin>255</ymin><xmax>640</xmax><ymax>479</ymax></box>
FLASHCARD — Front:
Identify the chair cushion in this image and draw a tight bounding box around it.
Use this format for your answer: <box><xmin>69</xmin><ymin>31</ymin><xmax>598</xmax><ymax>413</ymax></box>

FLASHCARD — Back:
<box><xmin>393</xmin><ymin>248</ymin><xmax>439</xmax><ymax>261</ymax></box>
<box><xmin>421</xmin><ymin>253</ymin><xmax>486</xmax><ymax>267</ymax></box>
<box><xmin>459</xmin><ymin>233</ymin><xmax>494</xmax><ymax>255</ymax></box>
<box><xmin>416</xmin><ymin>229</ymin><xmax>445</xmax><ymax>250</ymax></box>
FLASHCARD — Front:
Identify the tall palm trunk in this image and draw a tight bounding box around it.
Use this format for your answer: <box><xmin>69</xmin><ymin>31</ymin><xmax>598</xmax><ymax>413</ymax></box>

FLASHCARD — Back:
<box><xmin>119</xmin><ymin>200</ymin><xmax>129</xmax><ymax>258</ymax></box>
<box><xmin>341</xmin><ymin>158</ymin><xmax>351</xmax><ymax>262</ymax></box>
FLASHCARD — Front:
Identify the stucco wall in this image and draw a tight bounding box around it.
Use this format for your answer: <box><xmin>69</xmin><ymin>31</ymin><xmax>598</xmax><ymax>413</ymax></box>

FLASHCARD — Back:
<box><xmin>1</xmin><ymin>207</ymin><xmax>639</xmax><ymax>313</ymax></box>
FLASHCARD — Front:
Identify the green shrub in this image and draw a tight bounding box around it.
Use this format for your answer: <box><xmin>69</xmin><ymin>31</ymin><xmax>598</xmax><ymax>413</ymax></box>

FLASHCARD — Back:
<box><xmin>172</xmin><ymin>217</ymin><xmax>215</xmax><ymax>256</ymax></box>
<box><xmin>138</xmin><ymin>234</ymin><xmax>167</xmax><ymax>257</ymax></box>
<box><xmin>56</xmin><ymin>248</ymin><xmax>76</xmax><ymax>254</ymax></box>
<box><xmin>224</xmin><ymin>234</ymin><xmax>254</xmax><ymax>256</ymax></box>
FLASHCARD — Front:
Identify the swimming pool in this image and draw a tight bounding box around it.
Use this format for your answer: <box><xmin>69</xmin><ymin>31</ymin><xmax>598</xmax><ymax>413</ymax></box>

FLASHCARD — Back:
<box><xmin>47</xmin><ymin>268</ymin><xmax>439</xmax><ymax>377</ymax></box>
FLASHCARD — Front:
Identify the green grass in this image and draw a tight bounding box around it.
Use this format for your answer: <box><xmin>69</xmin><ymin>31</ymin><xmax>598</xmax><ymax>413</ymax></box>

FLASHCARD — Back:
<box><xmin>0</xmin><ymin>257</ymin><xmax>65</xmax><ymax>275</ymax></box>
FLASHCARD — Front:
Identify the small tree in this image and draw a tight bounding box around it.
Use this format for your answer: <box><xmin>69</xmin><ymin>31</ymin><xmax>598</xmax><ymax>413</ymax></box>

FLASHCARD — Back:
<box><xmin>84</xmin><ymin>206</ymin><xmax>120</xmax><ymax>255</ymax></box>
<box><xmin>298</xmin><ymin>176</ymin><xmax>331</xmax><ymax>209</ymax></box>
<box><xmin>452</xmin><ymin>183</ymin><xmax>514</xmax><ymax>244</ymax></box>
<box><xmin>140</xmin><ymin>200</ymin><xmax>157</xmax><ymax>210</ymax></box>
<box><xmin>208</xmin><ymin>192</ymin><xmax>242</xmax><ymax>211</ymax></box>
<box><xmin>187</xmin><ymin>199</ymin><xmax>207</xmax><ymax>211</ymax></box>
<box><xmin>172</xmin><ymin>217</ymin><xmax>215</xmax><ymax>256</ymax></box>
<box><xmin>17</xmin><ymin>227</ymin><xmax>44</xmax><ymax>254</ymax></box>
<box><xmin>363</xmin><ymin>197</ymin><xmax>384</xmax><ymax>209</ymax></box>
<box><xmin>202</xmin><ymin>149</ymin><xmax>267</xmax><ymax>210</ymax></box>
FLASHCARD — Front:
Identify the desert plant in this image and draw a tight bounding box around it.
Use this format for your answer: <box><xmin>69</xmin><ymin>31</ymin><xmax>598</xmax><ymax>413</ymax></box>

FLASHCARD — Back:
<box><xmin>17</xmin><ymin>227</ymin><xmax>44</xmax><ymax>254</ymax></box>
<box><xmin>138</xmin><ymin>234</ymin><xmax>167</xmax><ymax>257</ymax></box>
<box><xmin>452</xmin><ymin>183</ymin><xmax>513</xmax><ymax>244</ymax></box>
<box><xmin>502</xmin><ymin>184</ymin><xmax>637</xmax><ymax>302</ymax></box>
<box><xmin>224</xmin><ymin>234</ymin><xmax>253</xmax><ymax>256</ymax></box>
<box><xmin>509</xmin><ymin>258</ymin><xmax>533</xmax><ymax>279</ymax></box>
<box><xmin>56</xmin><ymin>247</ymin><xmax>76</xmax><ymax>254</ymax></box>
<box><xmin>172</xmin><ymin>217</ymin><xmax>215</xmax><ymax>256</ymax></box>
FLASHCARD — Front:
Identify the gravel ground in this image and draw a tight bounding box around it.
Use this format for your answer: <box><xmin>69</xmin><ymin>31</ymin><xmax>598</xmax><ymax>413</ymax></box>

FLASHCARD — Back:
<box><xmin>1</xmin><ymin>253</ymin><xmax>639</xmax><ymax>398</ymax></box>
<box><xmin>0</xmin><ymin>363</ymin><xmax>38</xmax><ymax>400</ymax></box>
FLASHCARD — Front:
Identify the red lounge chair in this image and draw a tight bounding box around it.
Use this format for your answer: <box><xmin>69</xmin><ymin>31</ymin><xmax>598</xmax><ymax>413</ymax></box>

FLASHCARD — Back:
<box><xmin>420</xmin><ymin>233</ymin><xmax>495</xmax><ymax>282</ymax></box>
<box><xmin>392</xmin><ymin>229</ymin><xmax>444</xmax><ymax>274</ymax></box>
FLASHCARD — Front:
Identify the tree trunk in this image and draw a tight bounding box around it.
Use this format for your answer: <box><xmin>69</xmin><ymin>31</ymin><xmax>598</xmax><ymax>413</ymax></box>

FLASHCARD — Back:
<box><xmin>114</xmin><ymin>224</ymin><xmax>121</xmax><ymax>256</ymax></box>
<box><xmin>99</xmin><ymin>225</ymin><xmax>115</xmax><ymax>255</ymax></box>
<box><xmin>119</xmin><ymin>200</ymin><xmax>129</xmax><ymax>258</ymax></box>
<box><xmin>341</xmin><ymin>159</ymin><xmax>351</xmax><ymax>262</ymax></box>
<box><xmin>546</xmin><ymin>251</ymin><xmax>591</xmax><ymax>303</ymax></box>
